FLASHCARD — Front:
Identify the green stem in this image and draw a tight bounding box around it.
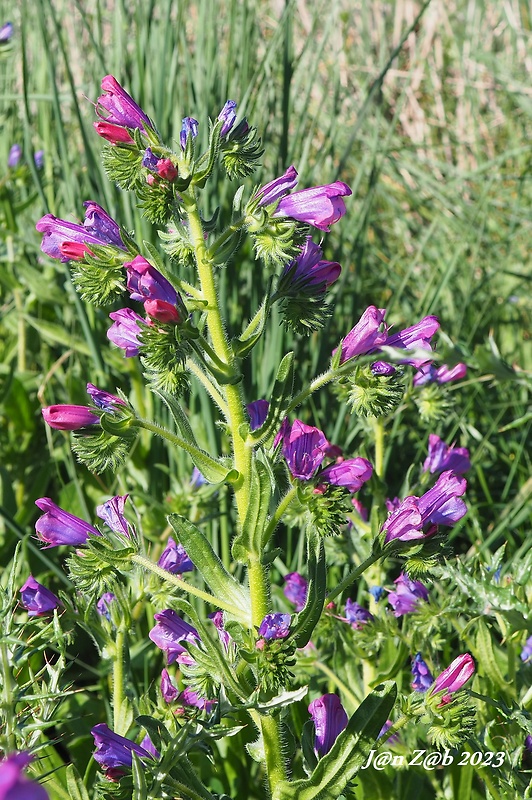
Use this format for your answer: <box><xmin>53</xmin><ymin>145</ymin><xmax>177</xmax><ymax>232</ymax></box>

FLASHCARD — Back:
<box><xmin>327</xmin><ymin>552</ymin><xmax>381</xmax><ymax>602</ymax></box>
<box><xmin>248</xmin><ymin>555</ymin><xmax>269</xmax><ymax>627</ymax></box>
<box><xmin>373</xmin><ymin>416</ymin><xmax>385</xmax><ymax>478</ymax></box>
<box><xmin>287</xmin><ymin>369</ymin><xmax>334</xmax><ymax>414</ymax></box>
<box><xmin>186</xmin><ymin>358</ymin><xmax>229</xmax><ymax>417</ymax></box>
<box><xmin>112</xmin><ymin>625</ymin><xmax>129</xmax><ymax>735</ymax></box>
<box><xmin>206</xmin><ymin>215</ymin><xmax>245</xmax><ymax>259</ymax></box>
<box><xmin>263</xmin><ymin>485</ymin><xmax>298</xmax><ymax>545</ymax></box>
<box><xmin>0</xmin><ymin>640</ymin><xmax>16</xmax><ymax>750</ymax></box>
<box><xmin>132</xmin><ymin>554</ymin><xmax>247</xmax><ymax>622</ymax></box>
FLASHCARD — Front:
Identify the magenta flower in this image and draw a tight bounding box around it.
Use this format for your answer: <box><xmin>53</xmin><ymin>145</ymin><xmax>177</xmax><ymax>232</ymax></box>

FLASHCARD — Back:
<box><xmin>317</xmin><ymin>458</ymin><xmax>373</xmax><ymax>493</ymax></box>
<box><xmin>218</xmin><ymin>100</ymin><xmax>237</xmax><ymax>136</ymax></box>
<box><xmin>41</xmin><ymin>405</ymin><xmax>99</xmax><ymax>431</ymax></box>
<box><xmin>344</xmin><ymin>599</ymin><xmax>373</xmax><ymax>628</ymax></box>
<box><xmin>388</xmin><ymin>573</ymin><xmax>429</xmax><ymax>617</ymax></box>
<box><xmin>429</xmin><ymin>654</ymin><xmax>475</xmax><ymax>703</ymax></box>
<box><xmin>94</xmin><ymin>121</ymin><xmax>135</xmax><ymax>144</ymax></box>
<box><xmin>91</xmin><ymin>723</ymin><xmax>157</xmax><ymax>779</ymax></box>
<box><xmin>258</xmin><ymin>613</ymin><xmax>291</xmax><ymax>640</ymax></box>
<box><xmin>160</xmin><ymin>668</ymin><xmax>178</xmax><ymax>703</ymax></box>
<box><xmin>36</xmin><ymin>201</ymin><xmax>124</xmax><ymax>262</ymax></box>
<box><xmin>125</xmin><ymin>256</ymin><xmax>177</xmax><ymax>303</ymax></box>
<box><xmin>149</xmin><ymin>609</ymin><xmax>200</xmax><ymax>664</ymax></box>
<box><xmin>283</xmin><ymin>573</ymin><xmax>308</xmax><ymax>612</ymax></box>
<box><xmin>107</xmin><ymin>308</ymin><xmax>144</xmax><ymax>357</ymax></box>
<box><xmin>20</xmin><ymin>576</ymin><xmax>61</xmax><ymax>616</ymax></box>
<box><xmin>281</xmin><ymin>419</ymin><xmax>329</xmax><ymax>480</ymax></box>
<box><xmin>35</xmin><ymin>498</ymin><xmax>100</xmax><ymax>547</ymax></box>
<box><xmin>0</xmin><ymin>752</ymin><xmax>49</xmax><ymax>800</ymax></box>
<box><xmin>411</xmin><ymin>653</ymin><xmax>434</xmax><ymax>692</ymax></box>
<box><xmin>337</xmin><ymin>306</ymin><xmax>389</xmax><ymax>364</ymax></box>
<box><xmin>246</xmin><ymin>399</ymin><xmax>269</xmax><ymax>431</ymax></box>
<box><xmin>413</xmin><ymin>362</ymin><xmax>467</xmax><ymax>386</ymax></box>
<box><xmin>96</xmin><ymin>592</ymin><xmax>116</xmax><ymax>620</ymax></box>
<box><xmin>158</xmin><ymin>537</ymin><xmax>194</xmax><ymax>574</ymax></box>
<box><xmin>257</xmin><ymin>165</ymin><xmax>299</xmax><ymax>207</ymax></box>
<box><xmin>180</xmin><ymin>117</ymin><xmax>199</xmax><ymax>149</ymax></box>
<box><xmin>94</xmin><ymin>75</ymin><xmax>152</xmax><ymax>136</ymax></box>
<box><xmin>308</xmin><ymin>694</ymin><xmax>348</xmax><ymax>757</ymax></box>
<box><xmin>96</xmin><ymin>495</ymin><xmax>130</xmax><ymax>537</ymax></box>
<box><xmin>279</xmin><ymin>237</ymin><xmax>341</xmax><ymax>295</ymax></box>
<box><xmin>423</xmin><ymin>434</ymin><xmax>471</xmax><ymax>476</ymax></box>
<box><xmin>275</xmin><ymin>181</ymin><xmax>352</xmax><ymax>232</ymax></box>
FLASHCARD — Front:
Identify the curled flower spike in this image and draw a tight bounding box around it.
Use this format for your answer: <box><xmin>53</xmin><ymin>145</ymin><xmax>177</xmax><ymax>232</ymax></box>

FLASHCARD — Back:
<box><xmin>308</xmin><ymin>694</ymin><xmax>348</xmax><ymax>757</ymax></box>
<box><xmin>35</xmin><ymin>498</ymin><xmax>100</xmax><ymax>548</ymax></box>
<box><xmin>20</xmin><ymin>576</ymin><xmax>62</xmax><ymax>616</ymax></box>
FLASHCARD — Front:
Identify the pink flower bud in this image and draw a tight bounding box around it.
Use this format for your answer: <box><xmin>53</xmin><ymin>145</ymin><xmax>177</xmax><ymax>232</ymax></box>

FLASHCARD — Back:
<box><xmin>42</xmin><ymin>405</ymin><xmax>99</xmax><ymax>430</ymax></box>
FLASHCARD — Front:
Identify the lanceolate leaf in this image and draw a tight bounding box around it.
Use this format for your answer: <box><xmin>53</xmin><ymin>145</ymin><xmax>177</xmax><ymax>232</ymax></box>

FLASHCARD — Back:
<box><xmin>232</xmin><ymin>457</ymin><xmax>271</xmax><ymax>563</ymax></box>
<box><xmin>292</xmin><ymin>528</ymin><xmax>326</xmax><ymax>649</ymax></box>
<box><xmin>168</xmin><ymin>515</ymin><xmax>251</xmax><ymax>624</ymax></box>
<box><xmin>247</xmin><ymin>351</ymin><xmax>294</xmax><ymax>445</ymax></box>
<box><xmin>274</xmin><ymin>682</ymin><xmax>397</xmax><ymax>800</ymax></box>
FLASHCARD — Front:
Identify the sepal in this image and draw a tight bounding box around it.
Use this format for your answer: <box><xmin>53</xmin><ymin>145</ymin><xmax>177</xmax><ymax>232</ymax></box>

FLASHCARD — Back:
<box><xmin>101</xmin><ymin>143</ymin><xmax>144</xmax><ymax>190</ymax></box>
<box><xmin>193</xmin><ymin>120</ymin><xmax>223</xmax><ymax>188</ymax></box>
<box><xmin>71</xmin><ymin>427</ymin><xmax>136</xmax><ymax>473</ymax></box>
<box><xmin>221</xmin><ymin>121</ymin><xmax>264</xmax><ymax>179</ymax></box>
<box><xmin>337</xmin><ymin>364</ymin><xmax>404</xmax><ymax>418</ymax></box>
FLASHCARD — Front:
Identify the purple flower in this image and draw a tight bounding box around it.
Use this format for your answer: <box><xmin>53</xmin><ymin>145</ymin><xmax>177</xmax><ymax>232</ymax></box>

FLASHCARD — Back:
<box><xmin>429</xmin><ymin>654</ymin><xmax>475</xmax><ymax>702</ymax></box>
<box><xmin>20</xmin><ymin>576</ymin><xmax>61</xmax><ymax>616</ymax></box>
<box><xmin>142</xmin><ymin>147</ymin><xmax>159</xmax><ymax>170</ymax></box>
<box><xmin>125</xmin><ymin>255</ymin><xmax>177</xmax><ymax>304</ymax></box>
<box><xmin>36</xmin><ymin>202</ymin><xmax>125</xmax><ymax>262</ymax></box>
<box><xmin>86</xmin><ymin>383</ymin><xmax>126</xmax><ymax>412</ymax></box>
<box><xmin>35</xmin><ymin>498</ymin><xmax>100</xmax><ymax>547</ymax></box>
<box><xmin>0</xmin><ymin>752</ymin><xmax>49</xmax><ymax>800</ymax></box>
<box><xmin>281</xmin><ymin>419</ymin><xmax>329</xmax><ymax>480</ymax></box>
<box><xmin>345</xmin><ymin>599</ymin><xmax>373</xmax><ymax>629</ymax></box>
<box><xmin>371</xmin><ymin>361</ymin><xmax>396</xmax><ymax>376</ymax></box>
<box><xmin>158</xmin><ymin>537</ymin><xmax>194</xmax><ymax>574</ymax></box>
<box><xmin>308</xmin><ymin>694</ymin><xmax>348</xmax><ymax>757</ymax></box>
<box><xmin>8</xmin><ymin>143</ymin><xmax>22</xmax><ymax>168</ymax></box>
<box><xmin>180</xmin><ymin>116</ymin><xmax>199</xmax><ymax>149</ymax></box>
<box><xmin>96</xmin><ymin>592</ymin><xmax>116</xmax><ymax>620</ymax></box>
<box><xmin>91</xmin><ymin>723</ymin><xmax>157</xmax><ymax>778</ymax></box>
<box><xmin>0</xmin><ymin>22</ymin><xmax>14</xmax><ymax>43</ymax></box>
<box><xmin>383</xmin><ymin>316</ymin><xmax>440</xmax><ymax>367</ymax></box>
<box><xmin>208</xmin><ymin>610</ymin><xmax>232</xmax><ymax>651</ymax></box>
<box><xmin>41</xmin><ymin>405</ymin><xmax>99</xmax><ymax>431</ymax></box>
<box><xmin>413</xmin><ymin>363</ymin><xmax>467</xmax><ymax>386</ymax></box>
<box><xmin>521</xmin><ymin>635</ymin><xmax>532</xmax><ymax>663</ymax></box>
<box><xmin>107</xmin><ymin>308</ymin><xmax>144</xmax><ymax>357</ymax></box>
<box><xmin>337</xmin><ymin>306</ymin><xmax>389</xmax><ymax>364</ymax></box>
<box><xmin>190</xmin><ymin>467</ymin><xmax>207</xmax><ymax>489</ymax></box>
<box><xmin>34</xmin><ymin>150</ymin><xmax>44</xmax><ymax>169</ymax></box>
<box><xmin>95</xmin><ymin>75</ymin><xmax>152</xmax><ymax>134</ymax></box>
<box><xmin>96</xmin><ymin>495</ymin><xmax>130</xmax><ymax>537</ymax></box>
<box><xmin>275</xmin><ymin>181</ymin><xmax>352</xmax><ymax>232</ymax></box>
<box><xmin>258</xmin><ymin>613</ymin><xmax>291</xmax><ymax>640</ymax></box>
<box><xmin>388</xmin><ymin>573</ymin><xmax>429</xmax><ymax>617</ymax></box>
<box><xmin>149</xmin><ymin>609</ymin><xmax>200</xmax><ymax>664</ymax></box>
<box><xmin>283</xmin><ymin>573</ymin><xmax>308</xmax><ymax>612</ymax></box>
<box><xmin>218</xmin><ymin>100</ymin><xmax>237</xmax><ymax>136</ymax></box>
<box><xmin>178</xmin><ymin>687</ymin><xmax>217</xmax><ymax>713</ymax></box>
<box><xmin>279</xmin><ymin>237</ymin><xmax>341</xmax><ymax>295</ymax></box>
<box><xmin>378</xmin><ymin>720</ymin><xmax>399</xmax><ymax>744</ymax></box>
<box><xmin>246</xmin><ymin>399</ymin><xmax>270</xmax><ymax>431</ymax></box>
<box><xmin>160</xmin><ymin>668</ymin><xmax>178</xmax><ymax>703</ymax></box>
<box><xmin>257</xmin><ymin>165</ymin><xmax>299</xmax><ymax>207</ymax></box>
<box><xmin>381</xmin><ymin>471</ymin><xmax>467</xmax><ymax>543</ymax></box>
<box><xmin>411</xmin><ymin>653</ymin><xmax>434</xmax><ymax>692</ymax></box>
<box><xmin>423</xmin><ymin>434</ymin><xmax>471</xmax><ymax>476</ymax></box>
<box><xmin>317</xmin><ymin>458</ymin><xmax>373</xmax><ymax>493</ymax></box>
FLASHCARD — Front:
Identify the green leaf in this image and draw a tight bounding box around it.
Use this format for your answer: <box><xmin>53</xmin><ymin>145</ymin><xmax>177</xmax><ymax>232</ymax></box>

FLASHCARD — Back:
<box><xmin>65</xmin><ymin>765</ymin><xmax>90</xmax><ymax>800</ymax></box>
<box><xmin>168</xmin><ymin>515</ymin><xmax>251</xmax><ymax>624</ymax></box>
<box><xmin>194</xmin><ymin>120</ymin><xmax>223</xmax><ymax>188</ymax></box>
<box><xmin>247</xmin><ymin>351</ymin><xmax>294</xmax><ymax>445</ymax></box>
<box><xmin>131</xmin><ymin>751</ymin><xmax>148</xmax><ymax>800</ymax></box>
<box><xmin>246</xmin><ymin>685</ymin><xmax>309</xmax><ymax>713</ymax></box>
<box><xmin>232</xmin><ymin>289</ymin><xmax>272</xmax><ymax>358</ymax></box>
<box><xmin>275</xmin><ymin>682</ymin><xmax>397</xmax><ymax>800</ymax></box>
<box><xmin>232</xmin><ymin>457</ymin><xmax>271</xmax><ymax>563</ymax></box>
<box><xmin>476</xmin><ymin>618</ymin><xmax>511</xmax><ymax>692</ymax></box>
<box><xmin>292</xmin><ymin>529</ymin><xmax>326</xmax><ymax>649</ymax></box>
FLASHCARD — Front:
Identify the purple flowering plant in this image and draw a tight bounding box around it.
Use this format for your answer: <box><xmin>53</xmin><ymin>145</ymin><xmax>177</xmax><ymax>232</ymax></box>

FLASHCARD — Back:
<box><xmin>13</xmin><ymin>73</ymin><xmax>511</xmax><ymax>799</ymax></box>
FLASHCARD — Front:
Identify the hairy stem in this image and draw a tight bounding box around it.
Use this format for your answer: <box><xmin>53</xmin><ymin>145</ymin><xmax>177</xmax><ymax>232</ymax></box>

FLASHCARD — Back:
<box><xmin>327</xmin><ymin>552</ymin><xmax>381</xmax><ymax>602</ymax></box>
<box><xmin>112</xmin><ymin>625</ymin><xmax>129</xmax><ymax>735</ymax></box>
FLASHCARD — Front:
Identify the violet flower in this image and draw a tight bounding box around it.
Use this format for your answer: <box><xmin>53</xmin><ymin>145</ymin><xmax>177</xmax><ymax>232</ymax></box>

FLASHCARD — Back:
<box><xmin>0</xmin><ymin>22</ymin><xmax>14</xmax><ymax>43</ymax></box>
<box><xmin>190</xmin><ymin>466</ymin><xmax>207</xmax><ymax>489</ymax></box>
<box><xmin>283</xmin><ymin>573</ymin><xmax>308</xmax><ymax>612</ymax></box>
<box><xmin>149</xmin><ymin>609</ymin><xmax>200</xmax><ymax>664</ymax></box>
<box><xmin>20</xmin><ymin>576</ymin><xmax>61</xmax><ymax>616</ymax></box>
<box><xmin>273</xmin><ymin>180</ymin><xmax>352</xmax><ymax>232</ymax></box>
<box><xmin>279</xmin><ymin>237</ymin><xmax>341</xmax><ymax>295</ymax></box>
<box><xmin>428</xmin><ymin>653</ymin><xmax>475</xmax><ymax>702</ymax></box>
<box><xmin>388</xmin><ymin>573</ymin><xmax>429</xmax><ymax>617</ymax></box>
<box><xmin>256</xmin><ymin>165</ymin><xmax>299</xmax><ymax>207</ymax></box>
<box><xmin>218</xmin><ymin>100</ymin><xmax>237</xmax><ymax>136</ymax></box>
<box><xmin>160</xmin><ymin>668</ymin><xmax>178</xmax><ymax>703</ymax></box>
<box><xmin>208</xmin><ymin>610</ymin><xmax>232</xmax><ymax>651</ymax></box>
<box><xmin>8</xmin><ymin>143</ymin><xmax>22</xmax><ymax>168</ymax></box>
<box><xmin>345</xmin><ymin>599</ymin><xmax>373</xmax><ymax>629</ymax></box>
<box><xmin>378</xmin><ymin>720</ymin><xmax>399</xmax><ymax>744</ymax></box>
<box><xmin>317</xmin><ymin>458</ymin><xmax>373</xmax><ymax>493</ymax></box>
<box><xmin>86</xmin><ymin>383</ymin><xmax>126</xmax><ymax>411</ymax></box>
<box><xmin>246</xmin><ymin>399</ymin><xmax>270</xmax><ymax>431</ymax></box>
<box><xmin>281</xmin><ymin>419</ymin><xmax>329</xmax><ymax>480</ymax></box>
<box><xmin>91</xmin><ymin>723</ymin><xmax>157</xmax><ymax>779</ymax></box>
<box><xmin>520</xmin><ymin>635</ymin><xmax>532</xmax><ymax>663</ymax></box>
<box><xmin>337</xmin><ymin>306</ymin><xmax>389</xmax><ymax>364</ymax></box>
<box><xmin>96</xmin><ymin>592</ymin><xmax>116</xmax><ymax>621</ymax></box>
<box><xmin>423</xmin><ymin>434</ymin><xmax>471</xmax><ymax>476</ymax></box>
<box><xmin>383</xmin><ymin>315</ymin><xmax>440</xmax><ymax>367</ymax></box>
<box><xmin>36</xmin><ymin>201</ymin><xmax>125</xmax><ymax>262</ymax></box>
<box><xmin>35</xmin><ymin>498</ymin><xmax>100</xmax><ymax>547</ymax></box>
<box><xmin>178</xmin><ymin>687</ymin><xmax>217</xmax><ymax>713</ymax></box>
<box><xmin>34</xmin><ymin>150</ymin><xmax>44</xmax><ymax>169</ymax></box>
<box><xmin>411</xmin><ymin>653</ymin><xmax>434</xmax><ymax>692</ymax></box>
<box><xmin>258</xmin><ymin>613</ymin><xmax>291</xmax><ymax>640</ymax></box>
<box><xmin>180</xmin><ymin>116</ymin><xmax>199</xmax><ymax>149</ymax></box>
<box><xmin>94</xmin><ymin>75</ymin><xmax>152</xmax><ymax>135</ymax></box>
<box><xmin>0</xmin><ymin>752</ymin><xmax>49</xmax><ymax>800</ymax></box>
<box><xmin>413</xmin><ymin>362</ymin><xmax>467</xmax><ymax>386</ymax></box>
<box><xmin>41</xmin><ymin>405</ymin><xmax>99</xmax><ymax>431</ymax></box>
<box><xmin>107</xmin><ymin>308</ymin><xmax>144</xmax><ymax>357</ymax></box>
<box><xmin>96</xmin><ymin>495</ymin><xmax>130</xmax><ymax>537</ymax></box>
<box><xmin>158</xmin><ymin>537</ymin><xmax>194</xmax><ymax>574</ymax></box>
<box><xmin>125</xmin><ymin>255</ymin><xmax>177</xmax><ymax>304</ymax></box>
<box><xmin>308</xmin><ymin>694</ymin><xmax>348</xmax><ymax>757</ymax></box>
<box><xmin>369</xmin><ymin>585</ymin><xmax>385</xmax><ymax>602</ymax></box>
